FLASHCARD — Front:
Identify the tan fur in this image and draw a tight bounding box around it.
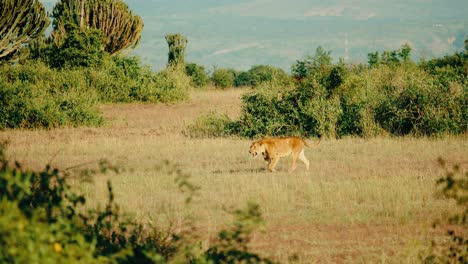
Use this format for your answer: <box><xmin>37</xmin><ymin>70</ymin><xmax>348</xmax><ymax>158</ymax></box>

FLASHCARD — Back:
<box><xmin>249</xmin><ymin>136</ymin><xmax>317</xmax><ymax>172</ymax></box>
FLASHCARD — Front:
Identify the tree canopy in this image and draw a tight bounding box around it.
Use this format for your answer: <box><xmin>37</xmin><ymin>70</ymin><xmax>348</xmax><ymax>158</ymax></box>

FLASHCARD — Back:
<box><xmin>52</xmin><ymin>0</ymin><xmax>143</xmax><ymax>55</ymax></box>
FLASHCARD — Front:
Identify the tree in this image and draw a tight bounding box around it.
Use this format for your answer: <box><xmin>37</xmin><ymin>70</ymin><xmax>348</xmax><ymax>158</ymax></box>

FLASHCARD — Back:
<box><xmin>48</xmin><ymin>25</ymin><xmax>106</xmax><ymax>68</ymax></box>
<box><xmin>367</xmin><ymin>52</ymin><xmax>380</xmax><ymax>68</ymax></box>
<box><xmin>291</xmin><ymin>46</ymin><xmax>332</xmax><ymax>81</ymax></box>
<box><xmin>211</xmin><ymin>68</ymin><xmax>235</xmax><ymax>89</ymax></box>
<box><xmin>166</xmin><ymin>33</ymin><xmax>188</xmax><ymax>66</ymax></box>
<box><xmin>234</xmin><ymin>65</ymin><xmax>291</xmax><ymax>87</ymax></box>
<box><xmin>52</xmin><ymin>0</ymin><xmax>143</xmax><ymax>55</ymax></box>
<box><xmin>185</xmin><ymin>63</ymin><xmax>210</xmax><ymax>87</ymax></box>
<box><xmin>368</xmin><ymin>43</ymin><xmax>413</xmax><ymax>68</ymax></box>
<box><xmin>399</xmin><ymin>43</ymin><xmax>411</xmax><ymax>62</ymax></box>
<box><xmin>0</xmin><ymin>0</ymin><xmax>48</xmax><ymax>60</ymax></box>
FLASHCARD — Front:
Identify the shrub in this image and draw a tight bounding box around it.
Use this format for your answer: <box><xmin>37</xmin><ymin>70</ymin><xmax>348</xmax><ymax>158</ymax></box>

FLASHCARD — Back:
<box><xmin>185</xmin><ymin>62</ymin><xmax>210</xmax><ymax>88</ymax></box>
<box><xmin>235</xmin><ymin>76</ymin><xmax>339</xmax><ymax>138</ymax></box>
<box><xmin>211</xmin><ymin>68</ymin><xmax>236</xmax><ymax>88</ymax></box>
<box><xmin>148</xmin><ymin>66</ymin><xmax>191</xmax><ymax>103</ymax></box>
<box><xmin>47</xmin><ymin>26</ymin><xmax>107</xmax><ymax>69</ymax></box>
<box><xmin>66</xmin><ymin>56</ymin><xmax>190</xmax><ymax>104</ymax></box>
<box><xmin>373</xmin><ymin>65</ymin><xmax>466</xmax><ymax>136</ymax></box>
<box><xmin>0</xmin><ymin>62</ymin><xmax>103</xmax><ymax>129</ymax></box>
<box><xmin>291</xmin><ymin>46</ymin><xmax>332</xmax><ymax>82</ymax></box>
<box><xmin>86</xmin><ymin>56</ymin><xmax>158</xmax><ymax>103</ymax></box>
<box><xmin>184</xmin><ymin>112</ymin><xmax>238</xmax><ymax>138</ymax></box>
<box><xmin>233</xmin><ymin>57</ymin><xmax>466</xmax><ymax>139</ymax></box>
<box><xmin>336</xmin><ymin>68</ymin><xmax>387</xmax><ymax>137</ymax></box>
<box><xmin>234</xmin><ymin>65</ymin><xmax>291</xmax><ymax>88</ymax></box>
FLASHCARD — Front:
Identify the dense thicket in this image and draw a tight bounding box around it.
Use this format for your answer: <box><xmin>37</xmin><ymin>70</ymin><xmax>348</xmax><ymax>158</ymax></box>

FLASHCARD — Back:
<box><xmin>0</xmin><ymin>61</ymin><xmax>103</xmax><ymax>129</ymax></box>
<box><xmin>188</xmin><ymin>44</ymin><xmax>467</xmax><ymax>138</ymax></box>
<box><xmin>233</xmin><ymin>46</ymin><xmax>467</xmax><ymax>138</ymax></box>
<box><xmin>0</xmin><ymin>57</ymin><xmax>192</xmax><ymax>129</ymax></box>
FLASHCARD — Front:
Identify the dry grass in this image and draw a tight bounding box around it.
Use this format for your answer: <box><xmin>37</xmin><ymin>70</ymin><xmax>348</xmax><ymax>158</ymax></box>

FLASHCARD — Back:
<box><xmin>1</xmin><ymin>87</ymin><xmax>467</xmax><ymax>263</ymax></box>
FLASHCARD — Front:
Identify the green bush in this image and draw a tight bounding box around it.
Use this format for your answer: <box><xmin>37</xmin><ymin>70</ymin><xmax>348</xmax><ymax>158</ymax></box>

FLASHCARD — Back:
<box><xmin>148</xmin><ymin>66</ymin><xmax>191</xmax><ymax>103</ymax></box>
<box><xmin>234</xmin><ymin>76</ymin><xmax>340</xmax><ymax>138</ymax></box>
<box><xmin>211</xmin><ymin>68</ymin><xmax>236</xmax><ymax>88</ymax></box>
<box><xmin>372</xmin><ymin>65</ymin><xmax>466</xmax><ymax>136</ymax></box>
<box><xmin>234</xmin><ymin>65</ymin><xmax>291</xmax><ymax>88</ymax></box>
<box><xmin>185</xmin><ymin>62</ymin><xmax>210</xmax><ymax>88</ymax></box>
<box><xmin>86</xmin><ymin>56</ymin><xmax>159</xmax><ymax>103</ymax></box>
<box><xmin>231</xmin><ymin>54</ymin><xmax>466</xmax><ymax>139</ymax></box>
<box><xmin>184</xmin><ymin>112</ymin><xmax>238</xmax><ymax>138</ymax></box>
<box><xmin>47</xmin><ymin>26</ymin><xmax>107</xmax><ymax>69</ymax></box>
<box><xmin>0</xmin><ymin>62</ymin><xmax>103</xmax><ymax>129</ymax></box>
<box><xmin>88</xmin><ymin>58</ymin><xmax>191</xmax><ymax>104</ymax></box>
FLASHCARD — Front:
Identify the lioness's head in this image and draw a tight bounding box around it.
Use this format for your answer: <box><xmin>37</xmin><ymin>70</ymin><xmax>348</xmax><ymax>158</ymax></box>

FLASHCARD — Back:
<box><xmin>249</xmin><ymin>142</ymin><xmax>264</xmax><ymax>158</ymax></box>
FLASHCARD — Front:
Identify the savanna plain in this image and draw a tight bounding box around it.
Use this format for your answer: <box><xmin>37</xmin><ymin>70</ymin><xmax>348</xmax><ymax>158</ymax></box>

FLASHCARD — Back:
<box><xmin>1</xmin><ymin>88</ymin><xmax>467</xmax><ymax>263</ymax></box>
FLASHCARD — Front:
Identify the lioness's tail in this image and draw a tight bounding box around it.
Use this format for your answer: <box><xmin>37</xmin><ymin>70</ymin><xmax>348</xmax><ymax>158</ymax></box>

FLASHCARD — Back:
<box><xmin>304</xmin><ymin>137</ymin><xmax>321</xmax><ymax>147</ymax></box>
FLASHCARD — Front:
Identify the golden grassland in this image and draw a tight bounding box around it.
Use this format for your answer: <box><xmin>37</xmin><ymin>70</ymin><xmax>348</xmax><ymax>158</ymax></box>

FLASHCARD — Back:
<box><xmin>1</xmin><ymin>88</ymin><xmax>467</xmax><ymax>263</ymax></box>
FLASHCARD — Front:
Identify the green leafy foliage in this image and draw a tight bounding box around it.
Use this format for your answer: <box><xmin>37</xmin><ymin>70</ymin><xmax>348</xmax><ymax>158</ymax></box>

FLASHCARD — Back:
<box><xmin>148</xmin><ymin>66</ymin><xmax>191</xmax><ymax>103</ymax></box>
<box><xmin>211</xmin><ymin>68</ymin><xmax>236</xmax><ymax>89</ymax></box>
<box><xmin>185</xmin><ymin>62</ymin><xmax>210</xmax><ymax>88</ymax></box>
<box><xmin>236</xmin><ymin>77</ymin><xmax>340</xmax><ymax>138</ymax></box>
<box><xmin>234</xmin><ymin>65</ymin><xmax>291</xmax><ymax>88</ymax></box>
<box><xmin>0</xmin><ymin>62</ymin><xmax>103</xmax><ymax>129</ymax></box>
<box><xmin>291</xmin><ymin>46</ymin><xmax>332</xmax><ymax>82</ymax></box>
<box><xmin>0</xmin><ymin>56</ymin><xmax>193</xmax><ymax>128</ymax></box>
<box><xmin>367</xmin><ymin>43</ymin><xmax>413</xmax><ymax>68</ymax></box>
<box><xmin>184</xmin><ymin>112</ymin><xmax>238</xmax><ymax>138</ymax></box>
<box><xmin>214</xmin><ymin>44</ymin><xmax>466</xmax><ymax>139</ymax></box>
<box><xmin>47</xmin><ymin>25</ymin><xmax>106</xmax><ymax>69</ymax></box>
<box><xmin>166</xmin><ymin>33</ymin><xmax>188</xmax><ymax>67</ymax></box>
<box><xmin>88</xmin><ymin>56</ymin><xmax>163</xmax><ymax>103</ymax></box>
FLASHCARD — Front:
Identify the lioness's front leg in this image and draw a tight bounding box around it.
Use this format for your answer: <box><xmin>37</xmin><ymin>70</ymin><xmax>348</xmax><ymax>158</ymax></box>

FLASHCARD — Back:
<box><xmin>268</xmin><ymin>157</ymin><xmax>280</xmax><ymax>172</ymax></box>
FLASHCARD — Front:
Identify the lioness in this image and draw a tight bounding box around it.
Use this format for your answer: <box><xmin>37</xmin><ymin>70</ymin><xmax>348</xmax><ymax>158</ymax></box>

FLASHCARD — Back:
<box><xmin>249</xmin><ymin>136</ymin><xmax>320</xmax><ymax>172</ymax></box>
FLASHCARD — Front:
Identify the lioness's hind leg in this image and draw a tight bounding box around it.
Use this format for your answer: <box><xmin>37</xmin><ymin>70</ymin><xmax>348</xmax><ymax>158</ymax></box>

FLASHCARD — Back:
<box><xmin>299</xmin><ymin>150</ymin><xmax>310</xmax><ymax>171</ymax></box>
<box><xmin>289</xmin><ymin>152</ymin><xmax>299</xmax><ymax>172</ymax></box>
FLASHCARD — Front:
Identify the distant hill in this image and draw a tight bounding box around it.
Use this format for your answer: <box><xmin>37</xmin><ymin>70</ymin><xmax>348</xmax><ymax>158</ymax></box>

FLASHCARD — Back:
<box><xmin>43</xmin><ymin>0</ymin><xmax>468</xmax><ymax>71</ymax></box>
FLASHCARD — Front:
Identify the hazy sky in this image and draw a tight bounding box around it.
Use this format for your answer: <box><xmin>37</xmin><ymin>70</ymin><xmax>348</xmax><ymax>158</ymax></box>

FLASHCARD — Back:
<box><xmin>42</xmin><ymin>0</ymin><xmax>468</xmax><ymax>70</ymax></box>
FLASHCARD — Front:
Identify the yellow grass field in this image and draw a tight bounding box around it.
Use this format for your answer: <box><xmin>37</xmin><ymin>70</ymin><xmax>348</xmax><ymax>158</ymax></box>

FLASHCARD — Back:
<box><xmin>1</xmin><ymin>88</ymin><xmax>467</xmax><ymax>263</ymax></box>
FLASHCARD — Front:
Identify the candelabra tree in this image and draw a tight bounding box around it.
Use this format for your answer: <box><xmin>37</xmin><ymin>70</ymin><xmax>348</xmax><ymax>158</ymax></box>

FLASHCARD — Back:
<box><xmin>0</xmin><ymin>0</ymin><xmax>48</xmax><ymax>60</ymax></box>
<box><xmin>52</xmin><ymin>0</ymin><xmax>143</xmax><ymax>55</ymax></box>
<box><xmin>166</xmin><ymin>33</ymin><xmax>188</xmax><ymax>66</ymax></box>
